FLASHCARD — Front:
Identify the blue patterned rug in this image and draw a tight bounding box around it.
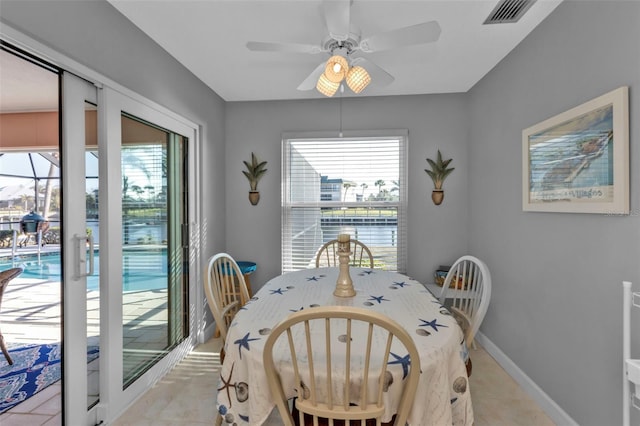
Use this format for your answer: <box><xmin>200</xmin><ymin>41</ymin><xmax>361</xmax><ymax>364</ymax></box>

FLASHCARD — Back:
<box><xmin>0</xmin><ymin>343</ymin><xmax>99</xmax><ymax>414</ymax></box>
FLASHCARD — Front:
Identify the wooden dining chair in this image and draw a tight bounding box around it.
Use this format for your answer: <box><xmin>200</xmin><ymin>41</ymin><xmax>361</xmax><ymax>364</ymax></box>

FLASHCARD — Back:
<box><xmin>0</xmin><ymin>267</ymin><xmax>23</xmax><ymax>365</ymax></box>
<box><xmin>263</xmin><ymin>306</ymin><xmax>421</xmax><ymax>426</ymax></box>
<box><xmin>438</xmin><ymin>255</ymin><xmax>492</xmax><ymax>349</ymax></box>
<box><xmin>204</xmin><ymin>253</ymin><xmax>250</xmax><ymax>343</ymax></box>
<box><xmin>315</xmin><ymin>239</ymin><xmax>374</xmax><ymax>268</ymax></box>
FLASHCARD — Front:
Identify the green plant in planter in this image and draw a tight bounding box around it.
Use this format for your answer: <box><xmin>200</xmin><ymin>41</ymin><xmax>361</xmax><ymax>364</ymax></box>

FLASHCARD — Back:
<box><xmin>425</xmin><ymin>150</ymin><xmax>454</xmax><ymax>205</ymax></box>
<box><xmin>242</xmin><ymin>152</ymin><xmax>268</xmax><ymax>205</ymax></box>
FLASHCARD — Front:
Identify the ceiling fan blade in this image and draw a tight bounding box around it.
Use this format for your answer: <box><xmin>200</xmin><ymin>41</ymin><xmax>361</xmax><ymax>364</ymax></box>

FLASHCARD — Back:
<box><xmin>246</xmin><ymin>41</ymin><xmax>322</xmax><ymax>54</ymax></box>
<box><xmin>297</xmin><ymin>63</ymin><xmax>327</xmax><ymax>91</ymax></box>
<box><xmin>359</xmin><ymin>21</ymin><xmax>441</xmax><ymax>53</ymax></box>
<box><xmin>323</xmin><ymin>0</ymin><xmax>351</xmax><ymax>41</ymax></box>
<box><xmin>351</xmin><ymin>57</ymin><xmax>394</xmax><ymax>87</ymax></box>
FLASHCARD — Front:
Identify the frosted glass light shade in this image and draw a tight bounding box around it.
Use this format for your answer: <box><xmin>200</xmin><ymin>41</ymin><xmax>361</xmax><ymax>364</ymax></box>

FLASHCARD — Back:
<box><xmin>316</xmin><ymin>73</ymin><xmax>340</xmax><ymax>96</ymax></box>
<box><xmin>324</xmin><ymin>55</ymin><xmax>349</xmax><ymax>83</ymax></box>
<box><xmin>346</xmin><ymin>66</ymin><xmax>371</xmax><ymax>93</ymax></box>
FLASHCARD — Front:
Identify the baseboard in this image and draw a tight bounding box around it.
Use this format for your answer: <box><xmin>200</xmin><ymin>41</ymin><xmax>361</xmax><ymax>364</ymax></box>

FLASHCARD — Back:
<box><xmin>199</xmin><ymin>321</ymin><xmax>217</xmax><ymax>344</ymax></box>
<box><xmin>475</xmin><ymin>331</ymin><xmax>578</xmax><ymax>426</ymax></box>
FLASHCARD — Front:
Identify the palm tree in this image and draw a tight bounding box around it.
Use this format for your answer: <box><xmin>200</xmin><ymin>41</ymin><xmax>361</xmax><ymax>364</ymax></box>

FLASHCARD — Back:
<box><xmin>122</xmin><ymin>176</ymin><xmax>130</xmax><ymax>198</ymax></box>
<box><xmin>360</xmin><ymin>183</ymin><xmax>368</xmax><ymax>196</ymax></box>
<box><xmin>374</xmin><ymin>179</ymin><xmax>385</xmax><ymax>199</ymax></box>
<box><xmin>42</xmin><ymin>162</ymin><xmax>57</xmax><ymax>219</ymax></box>
<box><xmin>144</xmin><ymin>185</ymin><xmax>155</xmax><ymax>200</ymax></box>
<box><xmin>342</xmin><ymin>182</ymin><xmax>356</xmax><ymax>200</ymax></box>
<box><xmin>131</xmin><ymin>185</ymin><xmax>144</xmax><ymax>200</ymax></box>
<box><xmin>20</xmin><ymin>193</ymin><xmax>29</xmax><ymax>210</ymax></box>
<box><xmin>390</xmin><ymin>180</ymin><xmax>399</xmax><ymax>194</ymax></box>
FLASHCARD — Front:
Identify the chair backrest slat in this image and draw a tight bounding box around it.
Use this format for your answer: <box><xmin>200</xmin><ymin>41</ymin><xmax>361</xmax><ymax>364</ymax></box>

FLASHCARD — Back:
<box><xmin>315</xmin><ymin>239</ymin><xmax>374</xmax><ymax>268</ymax></box>
<box><xmin>264</xmin><ymin>306</ymin><xmax>421</xmax><ymax>426</ymax></box>
<box><xmin>325</xmin><ymin>318</ymin><xmax>333</xmax><ymax>409</ymax></box>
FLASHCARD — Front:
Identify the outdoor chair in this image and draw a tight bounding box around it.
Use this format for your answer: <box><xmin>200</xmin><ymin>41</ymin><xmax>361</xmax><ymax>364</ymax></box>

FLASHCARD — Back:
<box><xmin>0</xmin><ymin>267</ymin><xmax>23</xmax><ymax>365</ymax></box>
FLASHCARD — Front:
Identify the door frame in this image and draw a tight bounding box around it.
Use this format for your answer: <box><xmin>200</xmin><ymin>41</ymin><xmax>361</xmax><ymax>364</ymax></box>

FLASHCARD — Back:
<box><xmin>1</xmin><ymin>23</ymin><xmax>204</xmax><ymax>425</ymax></box>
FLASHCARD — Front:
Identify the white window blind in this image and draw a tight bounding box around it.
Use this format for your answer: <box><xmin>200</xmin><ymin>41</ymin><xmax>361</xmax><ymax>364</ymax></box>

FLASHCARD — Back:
<box><xmin>282</xmin><ymin>133</ymin><xmax>407</xmax><ymax>273</ymax></box>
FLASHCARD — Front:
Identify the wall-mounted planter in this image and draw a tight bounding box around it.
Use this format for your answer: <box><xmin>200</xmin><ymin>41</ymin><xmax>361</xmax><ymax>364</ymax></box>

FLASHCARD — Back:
<box><xmin>431</xmin><ymin>190</ymin><xmax>444</xmax><ymax>206</ymax></box>
<box><xmin>425</xmin><ymin>150</ymin><xmax>454</xmax><ymax>206</ymax></box>
<box><xmin>242</xmin><ymin>152</ymin><xmax>267</xmax><ymax>206</ymax></box>
<box><xmin>248</xmin><ymin>191</ymin><xmax>260</xmax><ymax>206</ymax></box>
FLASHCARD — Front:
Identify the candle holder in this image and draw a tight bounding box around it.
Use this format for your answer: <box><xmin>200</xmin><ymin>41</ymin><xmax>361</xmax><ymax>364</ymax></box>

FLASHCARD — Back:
<box><xmin>334</xmin><ymin>233</ymin><xmax>356</xmax><ymax>298</ymax></box>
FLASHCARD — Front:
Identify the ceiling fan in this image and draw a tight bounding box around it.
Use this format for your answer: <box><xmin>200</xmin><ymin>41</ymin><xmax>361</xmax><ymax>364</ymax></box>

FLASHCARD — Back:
<box><xmin>246</xmin><ymin>0</ymin><xmax>441</xmax><ymax>97</ymax></box>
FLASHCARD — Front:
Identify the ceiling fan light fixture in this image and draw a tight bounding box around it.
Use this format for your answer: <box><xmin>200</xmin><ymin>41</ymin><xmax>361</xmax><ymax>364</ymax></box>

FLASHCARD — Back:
<box><xmin>346</xmin><ymin>66</ymin><xmax>371</xmax><ymax>93</ymax></box>
<box><xmin>324</xmin><ymin>55</ymin><xmax>349</xmax><ymax>83</ymax></box>
<box><xmin>316</xmin><ymin>73</ymin><xmax>340</xmax><ymax>96</ymax></box>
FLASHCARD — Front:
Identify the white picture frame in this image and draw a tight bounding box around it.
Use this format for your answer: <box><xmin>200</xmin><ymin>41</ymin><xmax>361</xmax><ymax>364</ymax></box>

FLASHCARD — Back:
<box><xmin>522</xmin><ymin>86</ymin><xmax>629</xmax><ymax>214</ymax></box>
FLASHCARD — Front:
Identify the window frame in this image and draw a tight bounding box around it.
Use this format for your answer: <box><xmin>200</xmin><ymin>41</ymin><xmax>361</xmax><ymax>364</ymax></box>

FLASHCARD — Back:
<box><xmin>281</xmin><ymin>130</ymin><xmax>408</xmax><ymax>273</ymax></box>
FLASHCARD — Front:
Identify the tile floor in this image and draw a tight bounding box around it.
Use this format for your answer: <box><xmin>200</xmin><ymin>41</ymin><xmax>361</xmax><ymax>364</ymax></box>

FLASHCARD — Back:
<box><xmin>1</xmin><ymin>336</ymin><xmax>556</xmax><ymax>425</ymax></box>
<box><xmin>0</xmin><ymin>263</ymin><xmax>173</xmax><ymax>426</ymax></box>
<box><xmin>112</xmin><ymin>338</ymin><xmax>556</xmax><ymax>426</ymax></box>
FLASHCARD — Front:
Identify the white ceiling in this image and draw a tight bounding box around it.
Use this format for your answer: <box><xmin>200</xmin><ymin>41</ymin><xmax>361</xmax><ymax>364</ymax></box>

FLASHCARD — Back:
<box><xmin>0</xmin><ymin>0</ymin><xmax>563</xmax><ymax>112</ymax></box>
<box><xmin>108</xmin><ymin>0</ymin><xmax>562</xmax><ymax>102</ymax></box>
<box><xmin>0</xmin><ymin>49</ymin><xmax>59</xmax><ymax>113</ymax></box>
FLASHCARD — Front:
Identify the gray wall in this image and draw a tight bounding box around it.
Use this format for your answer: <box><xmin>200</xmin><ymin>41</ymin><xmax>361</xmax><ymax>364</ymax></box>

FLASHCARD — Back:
<box><xmin>4</xmin><ymin>0</ymin><xmax>640</xmax><ymax>423</ymax></box>
<box><xmin>468</xmin><ymin>1</ymin><xmax>640</xmax><ymax>424</ymax></box>
<box><xmin>225</xmin><ymin>95</ymin><xmax>470</xmax><ymax>288</ymax></box>
<box><xmin>0</xmin><ymin>0</ymin><xmax>227</xmax><ymax>324</ymax></box>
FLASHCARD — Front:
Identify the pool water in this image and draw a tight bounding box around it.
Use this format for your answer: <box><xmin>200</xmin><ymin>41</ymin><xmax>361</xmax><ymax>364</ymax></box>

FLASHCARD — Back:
<box><xmin>1</xmin><ymin>249</ymin><xmax>168</xmax><ymax>292</ymax></box>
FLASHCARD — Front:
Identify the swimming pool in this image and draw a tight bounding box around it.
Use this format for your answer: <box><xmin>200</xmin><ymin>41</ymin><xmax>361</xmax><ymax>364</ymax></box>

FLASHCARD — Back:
<box><xmin>1</xmin><ymin>248</ymin><xmax>168</xmax><ymax>292</ymax></box>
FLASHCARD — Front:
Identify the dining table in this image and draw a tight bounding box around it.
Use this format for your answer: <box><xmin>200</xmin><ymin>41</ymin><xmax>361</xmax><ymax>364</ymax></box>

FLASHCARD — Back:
<box><xmin>215</xmin><ymin>267</ymin><xmax>473</xmax><ymax>425</ymax></box>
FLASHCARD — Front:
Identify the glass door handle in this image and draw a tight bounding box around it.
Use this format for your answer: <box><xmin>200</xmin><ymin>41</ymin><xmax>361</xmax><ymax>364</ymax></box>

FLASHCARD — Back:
<box><xmin>73</xmin><ymin>233</ymin><xmax>95</xmax><ymax>279</ymax></box>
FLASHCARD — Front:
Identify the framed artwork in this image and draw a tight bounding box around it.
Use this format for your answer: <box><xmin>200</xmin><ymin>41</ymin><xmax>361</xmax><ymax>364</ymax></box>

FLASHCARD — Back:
<box><xmin>522</xmin><ymin>86</ymin><xmax>629</xmax><ymax>214</ymax></box>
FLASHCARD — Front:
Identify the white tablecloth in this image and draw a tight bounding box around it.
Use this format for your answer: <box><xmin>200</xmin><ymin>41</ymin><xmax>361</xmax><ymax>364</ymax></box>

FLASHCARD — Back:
<box><xmin>215</xmin><ymin>267</ymin><xmax>473</xmax><ymax>425</ymax></box>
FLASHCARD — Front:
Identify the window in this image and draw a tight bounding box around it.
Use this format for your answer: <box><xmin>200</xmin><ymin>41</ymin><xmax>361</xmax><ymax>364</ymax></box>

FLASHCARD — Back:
<box><xmin>282</xmin><ymin>132</ymin><xmax>407</xmax><ymax>273</ymax></box>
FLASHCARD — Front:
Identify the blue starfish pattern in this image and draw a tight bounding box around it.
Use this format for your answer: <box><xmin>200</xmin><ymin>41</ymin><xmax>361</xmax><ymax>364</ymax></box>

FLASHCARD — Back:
<box><xmin>388</xmin><ymin>352</ymin><xmax>411</xmax><ymax>379</ymax></box>
<box><xmin>306</xmin><ymin>276</ymin><xmax>320</xmax><ymax>281</ymax></box>
<box><xmin>368</xmin><ymin>295</ymin><xmax>389</xmax><ymax>304</ymax></box>
<box><xmin>393</xmin><ymin>281</ymin><xmax>409</xmax><ymax>288</ymax></box>
<box><xmin>270</xmin><ymin>288</ymin><xmax>286</xmax><ymax>295</ymax></box>
<box><xmin>362</xmin><ymin>270</ymin><xmax>374</xmax><ymax>275</ymax></box>
<box><xmin>419</xmin><ymin>318</ymin><xmax>448</xmax><ymax>332</ymax></box>
<box><xmin>234</xmin><ymin>332</ymin><xmax>260</xmax><ymax>360</ymax></box>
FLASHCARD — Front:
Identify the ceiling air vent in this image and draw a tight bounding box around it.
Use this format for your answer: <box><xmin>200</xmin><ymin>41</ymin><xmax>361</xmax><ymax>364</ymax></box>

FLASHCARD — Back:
<box><xmin>483</xmin><ymin>0</ymin><xmax>537</xmax><ymax>24</ymax></box>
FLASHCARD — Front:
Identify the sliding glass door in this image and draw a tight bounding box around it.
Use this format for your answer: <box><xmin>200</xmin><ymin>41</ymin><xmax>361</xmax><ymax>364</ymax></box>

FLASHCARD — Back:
<box><xmin>2</xmin><ymin>41</ymin><xmax>198</xmax><ymax>425</ymax></box>
<box><xmin>97</xmin><ymin>86</ymin><xmax>193</xmax><ymax>424</ymax></box>
<box><xmin>63</xmin><ymin>78</ymin><xmax>193</xmax><ymax>425</ymax></box>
